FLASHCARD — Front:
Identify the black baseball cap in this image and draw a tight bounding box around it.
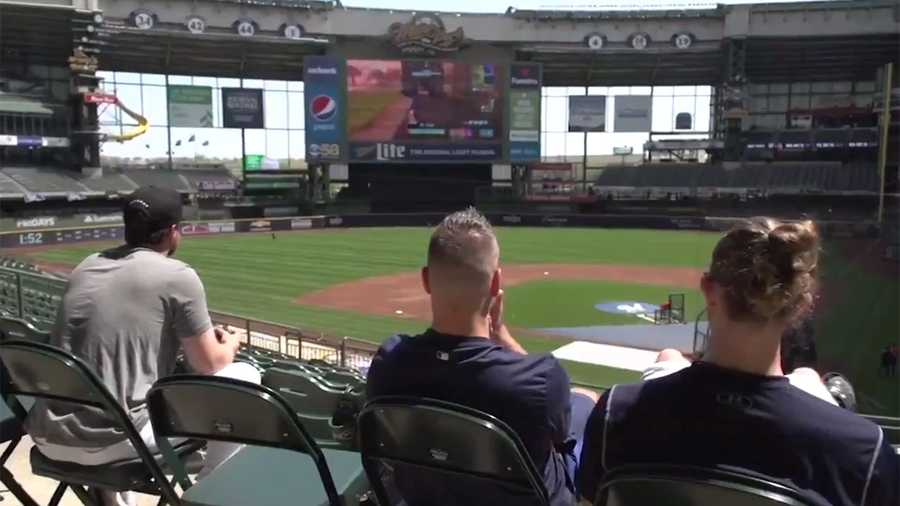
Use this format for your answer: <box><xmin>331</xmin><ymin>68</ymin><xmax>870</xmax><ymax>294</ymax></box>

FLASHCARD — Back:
<box><xmin>123</xmin><ymin>186</ymin><xmax>183</xmax><ymax>245</ymax></box>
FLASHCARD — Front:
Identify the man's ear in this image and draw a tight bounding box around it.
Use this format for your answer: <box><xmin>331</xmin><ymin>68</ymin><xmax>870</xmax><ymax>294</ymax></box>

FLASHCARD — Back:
<box><xmin>700</xmin><ymin>273</ymin><xmax>717</xmax><ymax>309</ymax></box>
<box><xmin>421</xmin><ymin>266</ymin><xmax>431</xmax><ymax>295</ymax></box>
<box><xmin>490</xmin><ymin>268</ymin><xmax>501</xmax><ymax>297</ymax></box>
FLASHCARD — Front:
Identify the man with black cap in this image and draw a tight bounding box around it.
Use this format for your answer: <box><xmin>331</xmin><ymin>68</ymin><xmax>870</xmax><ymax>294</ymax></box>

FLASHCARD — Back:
<box><xmin>27</xmin><ymin>186</ymin><xmax>259</xmax><ymax>506</ymax></box>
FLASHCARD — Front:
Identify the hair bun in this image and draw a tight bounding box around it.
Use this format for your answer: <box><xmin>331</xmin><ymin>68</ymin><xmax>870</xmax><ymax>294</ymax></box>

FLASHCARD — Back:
<box><xmin>710</xmin><ymin>218</ymin><xmax>819</xmax><ymax>322</ymax></box>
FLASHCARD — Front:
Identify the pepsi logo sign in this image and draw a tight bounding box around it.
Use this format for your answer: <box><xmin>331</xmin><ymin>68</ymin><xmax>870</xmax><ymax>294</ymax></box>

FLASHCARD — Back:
<box><xmin>311</xmin><ymin>95</ymin><xmax>337</xmax><ymax>121</ymax></box>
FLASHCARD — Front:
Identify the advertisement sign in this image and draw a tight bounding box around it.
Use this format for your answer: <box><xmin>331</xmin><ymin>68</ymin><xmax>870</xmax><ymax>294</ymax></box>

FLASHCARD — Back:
<box><xmin>568</xmin><ymin>96</ymin><xmax>606</xmax><ymax>132</ymax></box>
<box><xmin>291</xmin><ymin>218</ymin><xmax>313</xmax><ymax>230</ymax></box>
<box><xmin>15</xmin><ymin>216</ymin><xmax>56</xmax><ymax>229</ymax></box>
<box><xmin>304</xmin><ymin>56</ymin><xmax>346</xmax><ymax>161</ymax></box>
<box><xmin>180</xmin><ymin>223</ymin><xmax>210</xmax><ymax>235</ymax></box>
<box><xmin>222</xmin><ymin>88</ymin><xmax>264</xmax><ymax>129</ymax></box>
<box><xmin>248</xmin><ymin>220</ymin><xmax>272</xmax><ymax>232</ymax></box>
<box><xmin>349</xmin><ymin>142</ymin><xmax>501</xmax><ymax>162</ymax></box>
<box><xmin>167</xmin><ymin>86</ymin><xmax>213</xmax><ymax>127</ymax></box>
<box><xmin>509</xmin><ymin>63</ymin><xmax>542</xmax><ymax>162</ymax></box>
<box><xmin>209</xmin><ymin>222</ymin><xmax>236</xmax><ymax>234</ymax></box>
<box><xmin>614</xmin><ymin>96</ymin><xmax>652</xmax><ymax>132</ymax></box>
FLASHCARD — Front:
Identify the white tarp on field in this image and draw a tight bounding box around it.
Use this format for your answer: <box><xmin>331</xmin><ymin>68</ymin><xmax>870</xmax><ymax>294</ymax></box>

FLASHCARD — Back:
<box><xmin>552</xmin><ymin>341</ymin><xmax>659</xmax><ymax>372</ymax></box>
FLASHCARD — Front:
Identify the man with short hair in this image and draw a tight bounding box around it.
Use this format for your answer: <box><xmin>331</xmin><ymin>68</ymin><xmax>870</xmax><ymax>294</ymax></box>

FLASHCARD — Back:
<box><xmin>367</xmin><ymin>208</ymin><xmax>598</xmax><ymax>506</ymax></box>
<box><xmin>27</xmin><ymin>186</ymin><xmax>259</xmax><ymax>506</ymax></box>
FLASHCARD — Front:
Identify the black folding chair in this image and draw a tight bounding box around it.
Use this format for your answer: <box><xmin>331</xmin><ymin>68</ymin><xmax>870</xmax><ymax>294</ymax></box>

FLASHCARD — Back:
<box><xmin>146</xmin><ymin>375</ymin><xmax>368</xmax><ymax>506</ymax></box>
<box><xmin>358</xmin><ymin>396</ymin><xmax>550</xmax><ymax>506</ymax></box>
<box><xmin>0</xmin><ymin>341</ymin><xmax>200</xmax><ymax>506</ymax></box>
<box><xmin>0</xmin><ymin>316</ymin><xmax>50</xmax><ymax>343</ymax></box>
<box><xmin>594</xmin><ymin>465</ymin><xmax>813</xmax><ymax>506</ymax></box>
<box><xmin>1</xmin><ymin>394</ymin><xmax>39</xmax><ymax>506</ymax></box>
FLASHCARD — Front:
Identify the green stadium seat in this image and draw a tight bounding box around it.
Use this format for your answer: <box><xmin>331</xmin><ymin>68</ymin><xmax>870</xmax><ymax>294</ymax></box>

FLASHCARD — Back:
<box><xmin>593</xmin><ymin>465</ymin><xmax>812</xmax><ymax>505</ymax></box>
<box><xmin>0</xmin><ymin>316</ymin><xmax>50</xmax><ymax>343</ymax></box>
<box><xmin>263</xmin><ymin>368</ymin><xmax>347</xmax><ymax>416</ymax></box>
<box><xmin>0</xmin><ymin>341</ymin><xmax>201</xmax><ymax>506</ymax></box>
<box><xmin>358</xmin><ymin>396</ymin><xmax>550</xmax><ymax>506</ymax></box>
<box><xmin>146</xmin><ymin>375</ymin><xmax>369</xmax><ymax>506</ymax></box>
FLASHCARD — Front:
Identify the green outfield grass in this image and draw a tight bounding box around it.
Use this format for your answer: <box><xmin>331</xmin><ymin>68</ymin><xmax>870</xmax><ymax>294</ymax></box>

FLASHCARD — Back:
<box><xmin>30</xmin><ymin>227</ymin><xmax>718</xmax><ymax>387</ymax></box>
<box><xmin>27</xmin><ymin>227</ymin><xmax>897</xmax><ymax>415</ymax></box>
<box><xmin>814</xmin><ymin>240</ymin><xmax>899</xmax><ymax>417</ymax></box>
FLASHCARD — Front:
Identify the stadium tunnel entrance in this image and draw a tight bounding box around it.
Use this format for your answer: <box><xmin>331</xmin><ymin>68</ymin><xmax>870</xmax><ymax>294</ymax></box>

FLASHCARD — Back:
<box><xmin>346</xmin><ymin>163</ymin><xmax>492</xmax><ymax>213</ymax></box>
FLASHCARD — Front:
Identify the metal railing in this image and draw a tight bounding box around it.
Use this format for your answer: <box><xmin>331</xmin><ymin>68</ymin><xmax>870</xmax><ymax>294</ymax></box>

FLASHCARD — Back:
<box><xmin>209</xmin><ymin>309</ymin><xmax>379</xmax><ymax>370</ymax></box>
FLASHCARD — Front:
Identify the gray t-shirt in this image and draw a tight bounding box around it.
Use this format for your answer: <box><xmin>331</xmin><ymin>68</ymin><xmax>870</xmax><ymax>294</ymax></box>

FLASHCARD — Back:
<box><xmin>27</xmin><ymin>247</ymin><xmax>213</xmax><ymax>448</ymax></box>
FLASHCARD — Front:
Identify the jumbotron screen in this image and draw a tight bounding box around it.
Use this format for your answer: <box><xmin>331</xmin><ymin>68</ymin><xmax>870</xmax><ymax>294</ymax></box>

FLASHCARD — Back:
<box><xmin>347</xmin><ymin>60</ymin><xmax>503</xmax><ymax>148</ymax></box>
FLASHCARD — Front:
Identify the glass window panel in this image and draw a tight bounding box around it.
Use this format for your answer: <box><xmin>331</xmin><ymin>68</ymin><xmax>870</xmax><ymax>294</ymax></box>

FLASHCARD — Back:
<box><xmin>585</xmin><ymin>132</ymin><xmax>608</xmax><ymax>155</ymax></box>
<box><xmin>191</xmin><ymin>76</ymin><xmax>217</xmax><ymax>87</ymax></box>
<box><xmin>244</xmin><ymin>129</ymin><xmax>266</xmax><ymax>156</ymax></box>
<box><xmin>142</xmin><ymin>85</ymin><xmax>168</xmax><ymax>126</ymax></box>
<box><xmin>265</xmin><ymin>130</ymin><xmax>289</xmax><ymax>165</ymax></box>
<box><xmin>27</xmin><ymin>65</ymin><xmax>50</xmax><ymax>79</ymax></box>
<box><xmin>768</xmin><ymin>95</ymin><xmax>789</xmax><ymax>113</ymax></box>
<box><xmin>115</xmin><ymin>84</ymin><xmax>143</xmax><ymax>125</ymax></box>
<box><xmin>565</xmin><ymin>132</ymin><xmax>585</xmax><ymax>156</ymax></box>
<box><xmin>791</xmin><ymin>94</ymin><xmax>811</xmax><ymax>109</ymax></box>
<box><xmin>694</xmin><ymin>95</ymin><xmax>711</xmax><ymax>132</ymax></box>
<box><xmin>567</xmin><ymin>86</ymin><xmax>586</xmax><ymax>96</ymax></box>
<box><xmin>199</xmin><ymin>128</ymin><xmax>241</xmax><ymax>163</ymax></box>
<box><xmin>791</xmin><ymin>82</ymin><xmax>811</xmax><ymax>94</ymax></box>
<box><xmin>588</xmin><ymin>86</ymin><xmax>608</xmax><ymax>96</ymax></box>
<box><xmin>545</xmin><ymin>86</ymin><xmax>568</xmax><ymax>97</ymax></box>
<box><xmin>811</xmin><ymin>82</ymin><xmax>833</xmax><ymax>93</ymax></box>
<box><xmin>696</xmin><ymin>85</ymin><xmax>712</xmax><ymax>97</ymax></box>
<box><xmin>855</xmin><ymin>81</ymin><xmax>876</xmax><ymax>93</ymax></box>
<box><xmin>672</xmin><ymin>96</ymin><xmax>696</xmax><ymax>129</ymax></box>
<box><xmin>751</xmin><ymin>96</ymin><xmax>768</xmax><ymax>113</ymax></box>
<box><xmin>242</xmin><ymin>79</ymin><xmax>265</xmax><ymax>89</ymax></box>
<box><xmin>750</xmin><ymin>83</ymin><xmax>768</xmax><ymax>95</ymax></box>
<box><xmin>265</xmin><ymin>91</ymin><xmax>289</xmax><ymax>129</ymax></box>
<box><xmin>141</xmin><ymin>73</ymin><xmax>166</xmax><ymax>85</ymax></box>
<box><xmin>265</xmin><ymin>80</ymin><xmax>288</xmax><ymax>91</ymax></box>
<box><xmin>545</xmin><ymin>96</ymin><xmax>568</xmax><ymax>132</ymax></box>
<box><xmin>97</xmin><ymin>70</ymin><xmax>115</xmax><ymax>81</ymax></box>
<box><xmin>48</xmin><ymin>66</ymin><xmax>68</xmax><ymax>80</ymax></box>
<box><xmin>543</xmin><ymin>132</ymin><xmax>566</xmax><ymax>157</ymax></box>
<box><xmin>211</xmin><ymin>88</ymin><xmax>222</xmax><ymax>128</ymax></box>
<box><xmin>288</xmin><ymin>92</ymin><xmax>305</xmax><ymax>130</ymax></box>
<box><xmin>833</xmin><ymin>81</ymin><xmax>852</xmax><ymax>93</ymax></box>
<box><xmin>98</xmin><ymin>100</ymin><xmax>119</xmax><ymax>126</ymax></box>
<box><xmin>653</xmin><ymin>86</ymin><xmax>674</xmax><ymax>96</ymax></box>
<box><xmin>852</xmin><ymin>94</ymin><xmax>873</xmax><ymax>107</ymax></box>
<box><xmin>289</xmin><ymin>130</ymin><xmax>306</xmax><ymax>166</ymax></box>
<box><xmin>218</xmin><ymin>77</ymin><xmax>241</xmax><ymax>88</ymax></box>
<box><xmin>769</xmin><ymin>83</ymin><xmax>789</xmax><ymax>94</ymax></box>
<box><xmin>609</xmin><ymin>86</ymin><xmax>630</xmax><ymax>96</ymax></box>
<box><xmin>673</xmin><ymin>86</ymin><xmax>695</xmax><ymax>96</ymax></box>
<box><xmin>631</xmin><ymin>86</ymin><xmax>651</xmax><ymax>95</ymax></box>
<box><xmin>115</xmin><ymin>72</ymin><xmax>141</xmax><ymax>84</ymax></box>
<box><xmin>287</xmin><ymin>81</ymin><xmax>304</xmax><ymax>92</ymax></box>
<box><xmin>652</xmin><ymin>95</ymin><xmax>673</xmax><ymax>131</ymax></box>
<box><xmin>50</xmin><ymin>81</ymin><xmax>68</xmax><ymax>102</ymax></box>
<box><xmin>168</xmin><ymin>75</ymin><xmax>192</xmax><ymax>85</ymax></box>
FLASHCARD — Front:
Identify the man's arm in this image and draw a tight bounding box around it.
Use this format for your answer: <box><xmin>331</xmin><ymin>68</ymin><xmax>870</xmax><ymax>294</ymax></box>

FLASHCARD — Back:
<box><xmin>181</xmin><ymin>327</ymin><xmax>240</xmax><ymax>375</ymax></box>
<box><xmin>171</xmin><ymin>267</ymin><xmax>239</xmax><ymax>374</ymax></box>
<box><xmin>864</xmin><ymin>432</ymin><xmax>900</xmax><ymax>506</ymax></box>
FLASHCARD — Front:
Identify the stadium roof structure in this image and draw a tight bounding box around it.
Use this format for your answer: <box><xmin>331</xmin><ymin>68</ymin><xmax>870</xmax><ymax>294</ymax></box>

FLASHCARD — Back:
<box><xmin>0</xmin><ymin>0</ymin><xmax>897</xmax><ymax>84</ymax></box>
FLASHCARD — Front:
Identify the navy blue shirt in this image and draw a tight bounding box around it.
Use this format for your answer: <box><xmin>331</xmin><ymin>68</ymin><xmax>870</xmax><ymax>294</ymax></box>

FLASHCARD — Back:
<box><xmin>367</xmin><ymin>330</ymin><xmax>575</xmax><ymax>506</ymax></box>
<box><xmin>577</xmin><ymin>362</ymin><xmax>899</xmax><ymax>506</ymax></box>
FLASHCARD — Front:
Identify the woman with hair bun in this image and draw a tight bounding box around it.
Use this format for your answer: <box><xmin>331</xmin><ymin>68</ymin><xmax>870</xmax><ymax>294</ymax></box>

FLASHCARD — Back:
<box><xmin>577</xmin><ymin>218</ymin><xmax>898</xmax><ymax>506</ymax></box>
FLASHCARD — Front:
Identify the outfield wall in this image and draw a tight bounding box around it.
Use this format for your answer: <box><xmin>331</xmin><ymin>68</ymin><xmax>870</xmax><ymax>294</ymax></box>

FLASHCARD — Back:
<box><xmin>0</xmin><ymin>213</ymin><xmax>881</xmax><ymax>249</ymax></box>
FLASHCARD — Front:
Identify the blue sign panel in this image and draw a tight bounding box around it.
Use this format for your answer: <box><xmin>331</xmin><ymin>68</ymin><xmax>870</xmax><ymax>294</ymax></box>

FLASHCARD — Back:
<box><xmin>304</xmin><ymin>56</ymin><xmax>346</xmax><ymax>161</ymax></box>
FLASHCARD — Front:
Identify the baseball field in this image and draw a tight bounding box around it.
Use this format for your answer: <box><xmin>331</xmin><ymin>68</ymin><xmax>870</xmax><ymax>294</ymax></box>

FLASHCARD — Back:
<box><xmin>24</xmin><ymin>226</ymin><xmax>899</xmax><ymax>416</ymax></box>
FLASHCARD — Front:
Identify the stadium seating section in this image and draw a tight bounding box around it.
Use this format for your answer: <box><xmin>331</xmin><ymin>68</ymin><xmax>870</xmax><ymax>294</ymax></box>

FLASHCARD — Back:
<box><xmin>594</xmin><ymin>162</ymin><xmax>879</xmax><ymax>194</ymax></box>
<box><xmin>0</xmin><ymin>166</ymin><xmax>237</xmax><ymax>199</ymax></box>
<box><xmin>0</xmin><ymin>258</ymin><xmax>65</xmax><ymax>331</ymax></box>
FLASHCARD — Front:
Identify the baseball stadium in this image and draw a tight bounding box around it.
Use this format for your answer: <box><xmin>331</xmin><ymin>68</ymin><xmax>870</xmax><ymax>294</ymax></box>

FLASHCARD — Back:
<box><xmin>0</xmin><ymin>0</ymin><xmax>898</xmax><ymax>505</ymax></box>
